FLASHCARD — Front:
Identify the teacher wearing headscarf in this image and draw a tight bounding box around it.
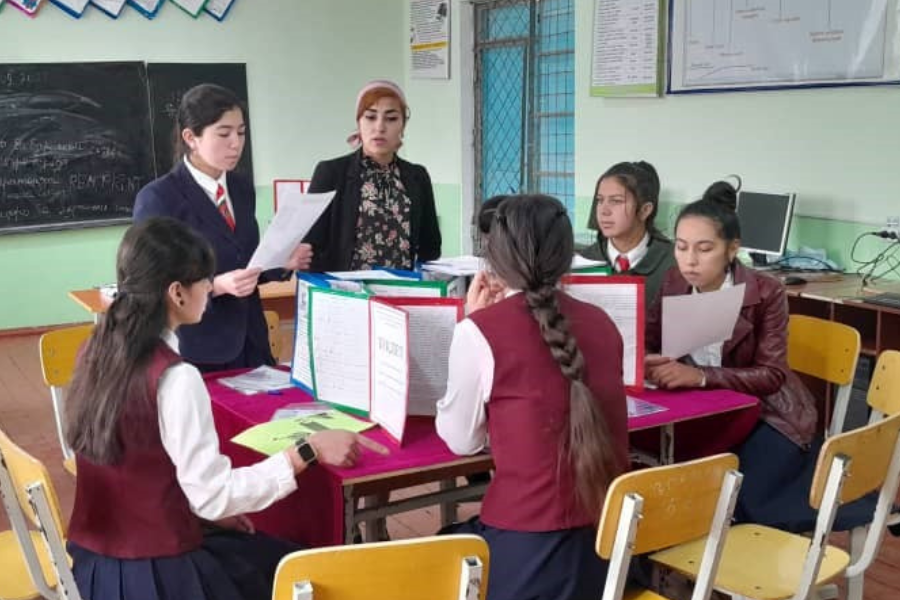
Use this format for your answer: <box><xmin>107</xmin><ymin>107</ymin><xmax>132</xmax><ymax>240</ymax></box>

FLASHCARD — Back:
<box><xmin>304</xmin><ymin>79</ymin><xmax>442</xmax><ymax>272</ymax></box>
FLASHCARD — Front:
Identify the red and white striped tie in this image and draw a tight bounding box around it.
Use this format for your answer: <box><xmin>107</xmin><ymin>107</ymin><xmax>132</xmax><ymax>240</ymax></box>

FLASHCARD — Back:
<box><xmin>216</xmin><ymin>184</ymin><xmax>235</xmax><ymax>231</ymax></box>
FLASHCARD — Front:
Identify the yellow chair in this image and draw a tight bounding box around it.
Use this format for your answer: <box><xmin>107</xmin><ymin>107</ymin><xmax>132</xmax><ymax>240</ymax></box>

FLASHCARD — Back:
<box><xmin>596</xmin><ymin>454</ymin><xmax>742</xmax><ymax>600</ymax></box>
<box><xmin>27</xmin><ymin>481</ymin><xmax>83</xmax><ymax>600</ymax></box>
<box><xmin>272</xmin><ymin>534</ymin><xmax>489</xmax><ymax>600</ymax></box>
<box><xmin>264</xmin><ymin>309</ymin><xmax>282</xmax><ymax>361</ymax></box>
<box><xmin>0</xmin><ymin>430</ymin><xmax>59</xmax><ymax>600</ymax></box>
<box><xmin>39</xmin><ymin>323</ymin><xmax>93</xmax><ymax>476</ymax></box>
<box><xmin>786</xmin><ymin>314</ymin><xmax>860</xmax><ymax>438</ymax></box>
<box><xmin>651</xmin><ymin>412</ymin><xmax>900</xmax><ymax>600</ymax></box>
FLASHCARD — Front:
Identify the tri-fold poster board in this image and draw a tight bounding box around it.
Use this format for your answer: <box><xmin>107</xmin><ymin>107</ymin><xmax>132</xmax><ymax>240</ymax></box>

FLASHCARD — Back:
<box><xmin>290</xmin><ymin>273</ymin><xmax>462</xmax><ymax>444</ymax></box>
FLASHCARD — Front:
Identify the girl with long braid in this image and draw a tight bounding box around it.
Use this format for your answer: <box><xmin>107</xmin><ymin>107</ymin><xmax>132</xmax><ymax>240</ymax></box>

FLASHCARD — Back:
<box><xmin>436</xmin><ymin>194</ymin><xmax>629</xmax><ymax>600</ymax></box>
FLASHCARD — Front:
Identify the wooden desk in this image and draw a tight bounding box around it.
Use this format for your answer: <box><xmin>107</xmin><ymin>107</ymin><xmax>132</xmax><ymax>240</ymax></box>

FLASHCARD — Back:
<box><xmin>207</xmin><ymin>370</ymin><xmax>758</xmax><ymax>547</ymax></box>
<box><xmin>68</xmin><ymin>278</ymin><xmax>298</xmax><ymax>322</ymax></box>
<box><xmin>783</xmin><ymin>273</ymin><xmax>900</xmax><ymax>356</ymax></box>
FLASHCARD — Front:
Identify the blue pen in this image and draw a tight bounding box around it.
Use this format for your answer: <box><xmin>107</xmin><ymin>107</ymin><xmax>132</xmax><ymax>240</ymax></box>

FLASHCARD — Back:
<box><xmin>266</xmin><ymin>389</ymin><xmax>283</xmax><ymax>396</ymax></box>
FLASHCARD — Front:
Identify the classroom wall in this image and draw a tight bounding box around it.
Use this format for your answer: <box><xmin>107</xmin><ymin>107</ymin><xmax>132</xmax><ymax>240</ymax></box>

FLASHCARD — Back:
<box><xmin>0</xmin><ymin>0</ymin><xmax>409</xmax><ymax>330</ymax></box>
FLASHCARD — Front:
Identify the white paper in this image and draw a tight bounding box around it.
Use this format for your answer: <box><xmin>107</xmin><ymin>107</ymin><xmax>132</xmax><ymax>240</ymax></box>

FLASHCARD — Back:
<box><xmin>369</xmin><ymin>301</ymin><xmax>410</xmax><ymax>442</ymax></box>
<box><xmin>662</xmin><ymin>284</ymin><xmax>745</xmax><ymax>359</ymax></box>
<box><xmin>218</xmin><ymin>366</ymin><xmax>292</xmax><ymax>394</ymax></box>
<box><xmin>366</xmin><ymin>282</ymin><xmax>445</xmax><ymax>298</ymax></box>
<box><xmin>626</xmin><ymin>395</ymin><xmax>667</xmax><ymax>418</ymax></box>
<box><xmin>170</xmin><ymin>0</ymin><xmax>204</xmax><ymax>15</ymax></box>
<box><xmin>425</xmin><ymin>254</ymin><xmax>606</xmax><ymax>277</ymax></box>
<box><xmin>398</xmin><ymin>303</ymin><xmax>460</xmax><ymax>415</ymax></box>
<box><xmin>591</xmin><ymin>0</ymin><xmax>661</xmax><ymax>94</ymax></box>
<box><xmin>53</xmin><ymin>0</ymin><xmax>89</xmax><ymax>13</ymax></box>
<box><xmin>290</xmin><ymin>279</ymin><xmax>314</xmax><ymax>391</ymax></box>
<box><xmin>91</xmin><ymin>0</ymin><xmax>125</xmax><ymax>16</ymax></box>
<box><xmin>571</xmin><ymin>254</ymin><xmax>607</xmax><ymax>270</ymax></box>
<box><xmin>325</xmin><ymin>269</ymin><xmax>415</xmax><ymax>281</ymax></box>
<box><xmin>248</xmin><ymin>191</ymin><xmax>334</xmax><ymax>270</ymax></box>
<box><xmin>565</xmin><ymin>281</ymin><xmax>641</xmax><ymax>386</ymax></box>
<box><xmin>410</xmin><ymin>0</ymin><xmax>451</xmax><ymax>79</ymax></box>
<box><xmin>309</xmin><ymin>290</ymin><xmax>370</xmax><ymax>413</ymax></box>
<box><xmin>203</xmin><ymin>0</ymin><xmax>234</xmax><ymax>18</ymax></box>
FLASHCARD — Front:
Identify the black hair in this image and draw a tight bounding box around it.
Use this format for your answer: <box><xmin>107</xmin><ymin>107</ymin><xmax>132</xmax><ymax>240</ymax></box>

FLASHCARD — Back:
<box><xmin>172</xmin><ymin>83</ymin><xmax>246</xmax><ymax>166</ymax></box>
<box><xmin>587</xmin><ymin>161</ymin><xmax>662</xmax><ymax>236</ymax></box>
<box><xmin>676</xmin><ymin>178</ymin><xmax>742</xmax><ymax>243</ymax></box>
<box><xmin>484</xmin><ymin>194</ymin><xmax>618</xmax><ymax>513</ymax></box>
<box><xmin>65</xmin><ymin>217</ymin><xmax>215</xmax><ymax>464</ymax></box>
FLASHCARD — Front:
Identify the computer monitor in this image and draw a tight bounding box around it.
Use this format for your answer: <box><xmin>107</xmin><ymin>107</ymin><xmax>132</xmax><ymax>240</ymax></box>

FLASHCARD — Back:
<box><xmin>736</xmin><ymin>190</ymin><xmax>796</xmax><ymax>266</ymax></box>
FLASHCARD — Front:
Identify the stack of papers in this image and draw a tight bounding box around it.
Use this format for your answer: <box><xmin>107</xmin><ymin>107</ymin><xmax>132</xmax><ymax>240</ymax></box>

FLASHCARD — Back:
<box><xmin>231</xmin><ymin>410</ymin><xmax>374</xmax><ymax>456</ymax></box>
<box><xmin>423</xmin><ymin>254</ymin><xmax>607</xmax><ymax>277</ymax></box>
<box><xmin>218</xmin><ymin>366</ymin><xmax>293</xmax><ymax>395</ymax></box>
<box><xmin>627</xmin><ymin>396</ymin><xmax>667</xmax><ymax>418</ymax></box>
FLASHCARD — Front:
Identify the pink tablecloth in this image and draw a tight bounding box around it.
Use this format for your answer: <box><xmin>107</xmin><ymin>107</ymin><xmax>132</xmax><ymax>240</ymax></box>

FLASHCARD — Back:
<box><xmin>207</xmin><ymin>371</ymin><xmax>759</xmax><ymax>547</ymax></box>
<box><xmin>206</xmin><ymin>371</ymin><xmax>470</xmax><ymax>547</ymax></box>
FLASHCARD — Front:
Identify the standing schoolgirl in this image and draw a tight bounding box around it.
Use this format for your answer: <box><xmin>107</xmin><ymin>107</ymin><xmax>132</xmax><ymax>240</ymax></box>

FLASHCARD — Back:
<box><xmin>134</xmin><ymin>83</ymin><xmax>312</xmax><ymax>371</ymax></box>
<box><xmin>437</xmin><ymin>194</ymin><xmax>629</xmax><ymax>600</ymax></box>
<box><xmin>64</xmin><ymin>217</ymin><xmax>386</xmax><ymax>600</ymax></box>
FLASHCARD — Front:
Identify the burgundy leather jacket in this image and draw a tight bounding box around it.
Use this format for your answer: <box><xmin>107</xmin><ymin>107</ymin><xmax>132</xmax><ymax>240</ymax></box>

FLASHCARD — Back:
<box><xmin>646</xmin><ymin>262</ymin><xmax>817</xmax><ymax>447</ymax></box>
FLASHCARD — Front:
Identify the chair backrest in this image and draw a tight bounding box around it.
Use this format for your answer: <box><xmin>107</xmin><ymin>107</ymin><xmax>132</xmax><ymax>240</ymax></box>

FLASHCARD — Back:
<box><xmin>597</xmin><ymin>453</ymin><xmax>742</xmax><ymax>600</ymax></box>
<box><xmin>787</xmin><ymin>314</ymin><xmax>860</xmax><ymax>436</ymax></box>
<box><xmin>39</xmin><ymin>324</ymin><xmax>93</xmax><ymax>462</ymax></box>
<box><xmin>0</xmin><ymin>444</ymin><xmax>58</xmax><ymax>599</ymax></box>
<box><xmin>263</xmin><ymin>310</ymin><xmax>281</xmax><ymax>360</ymax></box>
<box><xmin>0</xmin><ymin>427</ymin><xmax>66</xmax><ymax>537</ymax></box>
<box><xmin>27</xmin><ymin>482</ymin><xmax>82</xmax><ymax>600</ymax></box>
<box><xmin>272</xmin><ymin>534</ymin><xmax>489</xmax><ymax>600</ymax></box>
<box><xmin>867</xmin><ymin>350</ymin><xmax>900</xmax><ymax>420</ymax></box>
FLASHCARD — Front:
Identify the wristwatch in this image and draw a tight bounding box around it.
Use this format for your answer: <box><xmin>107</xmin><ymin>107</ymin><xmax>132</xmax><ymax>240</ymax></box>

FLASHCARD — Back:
<box><xmin>296</xmin><ymin>437</ymin><xmax>318</xmax><ymax>466</ymax></box>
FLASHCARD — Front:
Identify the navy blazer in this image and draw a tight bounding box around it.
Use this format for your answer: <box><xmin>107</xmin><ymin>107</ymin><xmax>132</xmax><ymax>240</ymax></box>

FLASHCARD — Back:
<box><xmin>133</xmin><ymin>162</ymin><xmax>271</xmax><ymax>365</ymax></box>
<box><xmin>305</xmin><ymin>149</ymin><xmax>442</xmax><ymax>272</ymax></box>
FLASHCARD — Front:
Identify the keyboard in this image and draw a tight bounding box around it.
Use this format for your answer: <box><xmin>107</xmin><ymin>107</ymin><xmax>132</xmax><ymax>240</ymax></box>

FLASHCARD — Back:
<box><xmin>863</xmin><ymin>293</ymin><xmax>900</xmax><ymax>309</ymax></box>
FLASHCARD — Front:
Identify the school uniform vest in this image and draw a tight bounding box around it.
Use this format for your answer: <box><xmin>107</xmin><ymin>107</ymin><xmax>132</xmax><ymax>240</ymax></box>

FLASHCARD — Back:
<box><xmin>68</xmin><ymin>344</ymin><xmax>204</xmax><ymax>559</ymax></box>
<box><xmin>469</xmin><ymin>292</ymin><xmax>629</xmax><ymax>531</ymax></box>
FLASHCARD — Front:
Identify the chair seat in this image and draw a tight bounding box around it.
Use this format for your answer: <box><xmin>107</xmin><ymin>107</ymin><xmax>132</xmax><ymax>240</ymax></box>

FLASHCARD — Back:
<box><xmin>651</xmin><ymin>524</ymin><xmax>850</xmax><ymax>600</ymax></box>
<box><xmin>623</xmin><ymin>585</ymin><xmax>670</xmax><ymax>600</ymax></box>
<box><xmin>63</xmin><ymin>456</ymin><xmax>77</xmax><ymax>476</ymax></box>
<box><xmin>0</xmin><ymin>529</ymin><xmax>58</xmax><ymax>600</ymax></box>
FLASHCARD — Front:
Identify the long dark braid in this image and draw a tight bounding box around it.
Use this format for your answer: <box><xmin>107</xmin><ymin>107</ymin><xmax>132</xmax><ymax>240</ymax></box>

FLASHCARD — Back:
<box><xmin>485</xmin><ymin>194</ymin><xmax>618</xmax><ymax>514</ymax></box>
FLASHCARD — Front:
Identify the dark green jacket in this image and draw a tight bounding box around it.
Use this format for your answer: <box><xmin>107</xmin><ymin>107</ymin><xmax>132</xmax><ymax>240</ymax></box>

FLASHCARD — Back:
<box><xmin>581</xmin><ymin>233</ymin><xmax>675</xmax><ymax>312</ymax></box>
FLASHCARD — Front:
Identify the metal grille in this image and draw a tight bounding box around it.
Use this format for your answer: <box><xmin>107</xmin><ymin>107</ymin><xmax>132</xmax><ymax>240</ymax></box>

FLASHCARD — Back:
<box><xmin>473</xmin><ymin>0</ymin><xmax>574</xmax><ymax>243</ymax></box>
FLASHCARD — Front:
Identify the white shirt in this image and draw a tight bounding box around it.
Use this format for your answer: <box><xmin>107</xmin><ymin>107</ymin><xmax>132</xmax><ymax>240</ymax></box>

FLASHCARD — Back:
<box><xmin>183</xmin><ymin>156</ymin><xmax>235</xmax><ymax>222</ymax></box>
<box><xmin>607</xmin><ymin>232</ymin><xmax>650</xmax><ymax>273</ymax></box>
<box><xmin>688</xmin><ymin>272</ymin><xmax>735</xmax><ymax>367</ymax></box>
<box><xmin>435</xmin><ymin>318</ymin><xmax>495</xmax><ymax>456</ymax></box>
<box><xmin>157</xmin><ymin>330</ymin><xmax>296</xmax><ymax>520</ymax></box>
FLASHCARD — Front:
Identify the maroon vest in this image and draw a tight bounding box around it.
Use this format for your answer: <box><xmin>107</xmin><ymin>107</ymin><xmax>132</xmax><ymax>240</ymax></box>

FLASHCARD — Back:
<box><xmin>68</xmin><ymin>344</ymin><xmax>205</xmax><ymax>558</ymax></box>
<box><xmin>469</xmin><ymin>292</ymin><xmax>629</xmax><ymax>531</ymax></box>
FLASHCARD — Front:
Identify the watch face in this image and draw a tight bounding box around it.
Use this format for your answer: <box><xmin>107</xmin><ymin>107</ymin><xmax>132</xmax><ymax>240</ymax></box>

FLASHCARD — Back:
<box><xmin>298</xmin><ymin>442</ymin><xmax>317</xmax><ymax>464</ymax></box>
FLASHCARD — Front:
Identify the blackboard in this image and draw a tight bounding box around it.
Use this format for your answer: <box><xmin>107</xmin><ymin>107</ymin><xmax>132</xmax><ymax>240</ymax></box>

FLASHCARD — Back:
<box><xmin>148</xmin><ymin>63</ymin><xmax>254</xmax><ymax>185</ymax></box>
<box><xmin>0</xmin><ymin>62</ymin><xmax>155</xmax><ymax>233</ymax></box>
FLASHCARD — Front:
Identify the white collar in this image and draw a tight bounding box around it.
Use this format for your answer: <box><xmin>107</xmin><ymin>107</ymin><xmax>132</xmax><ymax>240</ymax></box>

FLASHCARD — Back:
<box><xmin>183</xmin><ymin>156</ymin><xmax>228</xmax><ymax>202</ymax></box>
<box><xmin>692</xmin><ymin>270</ymin><xmax>735</xmax><ymax>294</ymax></box>
<box><xmin>161</xmin><ymin>329</ymin><xmax>180</xmax><ymax>353</ymax></box>
<box><xmin>607</xmin><ymin>231</ymin><xmax>650</xmax><ymax>271</ymax></box>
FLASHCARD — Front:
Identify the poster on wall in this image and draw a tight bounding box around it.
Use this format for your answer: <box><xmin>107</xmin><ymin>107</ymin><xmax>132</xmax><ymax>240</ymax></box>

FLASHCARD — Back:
<box><xmin>590</xmin><ymin>0</ymin><xmax>664</xmax><ymax>97</ymax></box>
<box><xmin>410</xmin><ymin>0</ymin><xmax>450</xmax><ymax>80</ymax></box>
<box><xmin>668</xmin><ymin>0</ymin><xmax>900</xmax><ymax>93</ymax></box>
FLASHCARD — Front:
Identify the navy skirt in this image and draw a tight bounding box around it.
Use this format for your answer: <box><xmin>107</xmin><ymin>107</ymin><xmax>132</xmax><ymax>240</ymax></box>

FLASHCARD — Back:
<box><xmin>69</xmin><ymin>530</ymin><xmax>300</xmax><ymax>600</ymax></box>
<box><xmin>442</xmin><ymin>517</ymin><xmax>609</xmax><ymax>600</ymax></box>
<box><xmin>736</xmin><ymin>423</ymin><xmax>876</xmax><ymax>532</ymax></box>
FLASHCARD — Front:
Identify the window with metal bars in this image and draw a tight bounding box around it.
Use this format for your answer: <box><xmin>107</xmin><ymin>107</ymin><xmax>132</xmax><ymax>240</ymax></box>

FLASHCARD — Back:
<box><xmin>472</xmin><ymin>0</ymin><xmax>575</xmax><ymax>246</ymax></box>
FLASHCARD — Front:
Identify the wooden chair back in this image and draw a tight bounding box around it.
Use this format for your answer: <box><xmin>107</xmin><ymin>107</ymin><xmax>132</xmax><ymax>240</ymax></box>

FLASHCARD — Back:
<box><xmin>272</xmin><ymin>535</ymin><xmax>489</xmax><ymax>600</ymax></box>
<box><xmin>0</xmin><ymin>427</ymin><xmax>66</xmax><ymax>537</ymax></box>
<box><xmin>597</xmin><ymin>453</ymin><xmax>740</xmax><ymax>557</ymax></box>
<box><xmin>867</xmin><ymin>350</ymin><xmax>900</xmax><ymax>419</ymax></box>
<box><xmin>264</xmin><ymin>310</ymin><xmax>281</xmax><ymax>360</ymax></box>
<box><xmin>810</xmin><ymin>412</ymin><xmax>900</xmax><ymax>508</ymax></box>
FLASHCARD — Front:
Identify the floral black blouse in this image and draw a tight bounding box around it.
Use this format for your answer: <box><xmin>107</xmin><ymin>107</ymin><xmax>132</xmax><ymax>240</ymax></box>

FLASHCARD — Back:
<box><xmin>349</xmin><ymin>155</ymin><xmax>413</xmax><ymax>270</ymax></box>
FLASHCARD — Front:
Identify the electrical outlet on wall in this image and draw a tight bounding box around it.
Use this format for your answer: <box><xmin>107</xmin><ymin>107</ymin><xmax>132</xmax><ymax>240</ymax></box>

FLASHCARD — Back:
<box><xmin>887</xmin><ymin>216</ymin><xmax>900</xmax><ymax>236</ymax></box>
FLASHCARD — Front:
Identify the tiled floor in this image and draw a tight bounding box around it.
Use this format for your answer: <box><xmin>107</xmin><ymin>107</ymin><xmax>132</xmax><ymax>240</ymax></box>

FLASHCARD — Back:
<box><xmin>2</xmin><ymin>327</ymin><xmax>900</xmax><ymax>598</ymax></box>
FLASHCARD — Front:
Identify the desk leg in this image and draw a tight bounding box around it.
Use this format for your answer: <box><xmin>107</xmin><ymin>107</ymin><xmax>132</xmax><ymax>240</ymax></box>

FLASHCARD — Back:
<box><xmin>343</xmin><ymin>485</ymin><xmax>356</xmax><ymax>545</ymax></box>
<box><xmin>439</xmin><ymin>478</ymin><xmax>458</xmax><ymax>527</ymax></box>
<box><xmin>660</xmin><ymin>424</ymin><xmax>674</xmax><ymax>465</ymax></box>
